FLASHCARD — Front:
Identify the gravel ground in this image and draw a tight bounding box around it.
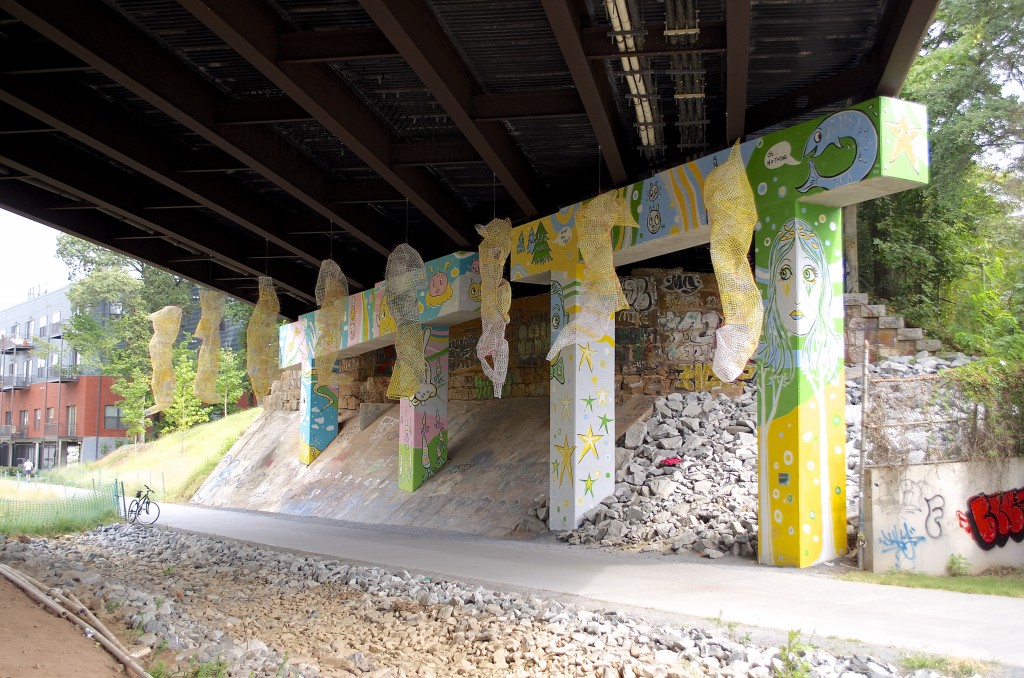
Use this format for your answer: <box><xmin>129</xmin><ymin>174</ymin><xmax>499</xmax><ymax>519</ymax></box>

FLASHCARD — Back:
<box><xmin>0</xmin><ymin>526</ymin><xmax>957</xmax><ymax>678</ymax></box>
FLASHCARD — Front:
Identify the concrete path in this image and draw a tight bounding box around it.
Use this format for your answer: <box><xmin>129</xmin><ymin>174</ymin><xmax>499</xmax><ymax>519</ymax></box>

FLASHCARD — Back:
<box><xmin>159</xmin><ymin>503</ymin><xmax>1021</xmax><ymax>668</ymax></box>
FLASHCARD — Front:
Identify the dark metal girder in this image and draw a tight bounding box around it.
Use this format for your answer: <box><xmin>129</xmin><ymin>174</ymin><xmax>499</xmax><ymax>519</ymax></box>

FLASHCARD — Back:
<box><xmin>580</xmin><ymin>21</ymin><xmax>726</xmax><ymax>60</ymax></box>
<box><xmin>3</xmin><ymin>0</ymin><xmax>395</xmax><ymax>258</ymax></box>
<box><xmin>211</xmin><ymin>91</ymin><xmax>586</xmax><ymax>126</ymax></box>
<box><xmin>0</xmin><ymin>41</ymin><xmax>89</xmax><ymax>74</ymax></box>
<box><xmin>357</xmin><ymin>0</ymin><xmax>540</xmax><ymax>216</ymax></box>
<box><xmin>724</xmin><ymin>6</ymin><xmax>750</xmax><ymax>144</ymax></box>
<box><xmin>472</xmin><ymin>91</ymin><xmax>585</xmax><ymax>121</ymax></box>
<box><xmin>177</xmin><ymin>0</ymin><xmax>474</xmax><ymax>248</ymax></box>
<box><xmin>216</xmin><ymin>96</ymin><xmax>309</xmax><ymax>125</ymax></box>
<box><xmin>391</xmin><ymin>141</ymin><xmax>480</xmax><ymax>167</ymax></box>
<box><xmin>0</xmin><ymin>74</ymin><xmax>373</xmax><ymax>275</ymax></box>
<box><xmin>872</xmin><ymin>0</ymin><xmax>941</xmax><ymax>97</ymax></box>
<box><xmin>0</xmin><ymin>132</ymin><xmax>321</xmax><ymax>303</ymax></box>
<box><xmin>277</xmin><ymin>27</ymin><xmax>396</xmax><ymax>63</ymax></box>
<box><xmin>330</xmin><ymin>180</ymin><xmax>403</xmax><ymax>204</ymax></box>
<box><xmin>0</xmin><ymin>179</ymin><xmax>308</xmax><ymax>316</ymax></box>
<box><xmin>541</xmin><ymin>0</ymin><xmax>629</xmax><ymax>185</ymax></box>
<box><xmin>743</xmin><ymin>63</ymin><xmax>877</xmax><ymax>134</ymax></box>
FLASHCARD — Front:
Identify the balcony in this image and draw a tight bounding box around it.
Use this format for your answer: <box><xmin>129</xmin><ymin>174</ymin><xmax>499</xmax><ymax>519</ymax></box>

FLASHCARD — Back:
<box><xmin>46</xmin><ymin>365</ymin><xmax>81</xmax><ymax>382</ymax></box>
<box><xmin>47</xmin><ymin>321</ymin><xmax>63</xmax><ymax>338</ymax></box>
<box><xmin>0</xmin><ymin>425</ymin><xmax>11</xmax><ymax>440</ymax></box>
<box><xmin>1</xmin><ymin>375</ymin><xmax>29</xmax><ymax>390</ymax></box>
<box><xmin>1</xmin><ymin>337</ymin><xmax>32</xmax><ymax>353</ymax></box>
<box><xmin>42</xmin><ymin>422</ymin><xmax>78</xmax><ymax>438</ymax></box>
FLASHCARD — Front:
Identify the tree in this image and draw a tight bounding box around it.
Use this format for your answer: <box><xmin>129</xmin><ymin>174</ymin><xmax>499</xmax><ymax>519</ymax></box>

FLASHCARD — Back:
<box><xmin>531</xmin><ymin>223</ymin><xmax>552</xmax><ymax>264</ymax></box>
<box><xmin>215</xmin><ymin>347</ymin><xmax>249</xmax><ymax>417</ymax></box>
<box><xmin>111</xmin><ymin>368</ymin><xmax>153</xmax><ymax>439</ymax></box>
<box><xmin>163</xmin><ymin>343</ymin><xmax>210</xmax><ymax>433</ymax></box>
<box><xmin>858</xmin><ymin>0</ymin><xmax>1024</xmax><ymax>347</ymax></box>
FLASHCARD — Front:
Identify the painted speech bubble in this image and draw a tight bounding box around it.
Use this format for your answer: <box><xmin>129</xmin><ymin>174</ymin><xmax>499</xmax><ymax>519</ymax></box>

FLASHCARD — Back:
<box><xmin>764</xmin><ymin>141</ymin><xmax>802</xmax><ymax>169</ymax></box>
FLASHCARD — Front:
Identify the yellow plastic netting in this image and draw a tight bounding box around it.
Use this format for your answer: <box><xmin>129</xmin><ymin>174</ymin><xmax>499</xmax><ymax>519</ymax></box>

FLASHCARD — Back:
<box><xmin>384</xmin><ymin>244</ymin><xmax>427</xmax><ymax>400</ymax></box>
<box><xmin>546</xmin><ymin>191</ymin><xmax>632</xmax><ymax>361</ymax></box>
<box><xmin>314</xmin><ymin>259</ymin><xmax>349</xmax><ymax>388</ymax></box>
<box><xmin>193</xmin><ymin>290</ymin><xmax>224</xmax><ymax>404</ymax></box>
<box><xmin>247</xmin><ymin>276</ymin><xmax>281</xmax><ymax>404</ymax></box>
<box><xmin>476</xmin><ymin>217</ymin><xmax>512</xmax><ymax>398</ymax></box>
<box><xmin>145</xmin><ymin>305</ymin><xmax>182</xmax><ymax>416</ymax></box>
<box><xmin>705</xmin><ymin>141</ymin><xmax>763</xmax><ymax>382</ymax></box>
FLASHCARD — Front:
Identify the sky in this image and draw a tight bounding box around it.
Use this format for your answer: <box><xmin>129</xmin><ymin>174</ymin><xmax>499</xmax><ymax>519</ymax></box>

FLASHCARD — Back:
<box><xmin>0</xmin><ymin>208</ymin><xmax>73</xmax><ymax>311</ymax></box>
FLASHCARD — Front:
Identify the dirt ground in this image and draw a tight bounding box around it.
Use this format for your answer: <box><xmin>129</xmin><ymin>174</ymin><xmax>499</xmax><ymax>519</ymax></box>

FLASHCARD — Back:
<box><xmin>0</xmin><ymin>576</ymin><xmax>125</xmax><ymax>678</ymax></box>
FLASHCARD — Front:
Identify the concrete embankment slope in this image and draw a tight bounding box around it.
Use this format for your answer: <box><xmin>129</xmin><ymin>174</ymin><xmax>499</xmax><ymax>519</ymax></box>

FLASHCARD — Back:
<box><xmin>192</xmin><ymin>399</ymin><xmax>553</xmax><ymax>536</ymax></box>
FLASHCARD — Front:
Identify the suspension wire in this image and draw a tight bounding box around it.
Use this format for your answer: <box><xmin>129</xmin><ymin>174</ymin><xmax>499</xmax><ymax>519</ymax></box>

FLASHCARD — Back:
<box><xmin>492</xmin><ymin>172</ymin><xmax>497</xmax><ymax>219</ymax></box>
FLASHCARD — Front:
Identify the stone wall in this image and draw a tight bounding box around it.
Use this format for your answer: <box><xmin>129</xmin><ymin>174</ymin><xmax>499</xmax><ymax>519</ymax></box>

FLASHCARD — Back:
<box><xmin>844</xmin><ymin>293</ymin><xmax>942</xmax><ymax>364</ymax></box>
<box><xmin>321</xmin><ymin>269</ymin><xmax>755</xmax><ymax>407</ymax></box>
<box><xmin>262</xmin><ymin>366</ymin><xmax>302</xmax><ymax>411</ymax></box>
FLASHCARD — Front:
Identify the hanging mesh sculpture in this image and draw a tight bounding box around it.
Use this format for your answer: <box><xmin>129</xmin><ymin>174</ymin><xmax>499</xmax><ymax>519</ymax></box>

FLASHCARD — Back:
<box><xmin>384</xmin><ymin>244</ymin><xmax>427</xmax><ymax>400</ymax></box>
<box><xmin>145</xmin><ymin>305</ymin><xmax>182</xmax><ymax>416</ymax></box>
<box><xmin>247</xmin><ymin>276</ymin><xmax>281</xmax><ymax>404</ymax></box>
<box><xmin>476</xmin><ymin>217</ymin><xmax>512</xmax><ymax>398</ymax></box>
<box><xmin>546</xmin><ymin>191</ymin><xmax>633</xmax><ymax>361</ymax></box>
<box><xmin>314</xmin><ymin>259</ymin><xmax>349</xmax><ymax>388</ymax></box>
<box><xmin>706</xmin><ymin>141</ymin><xmax>763</xmax><ymax>382</ymax></box>
<box><xmin>193</xmin><ymin>290</ymin><xmax>224</xmax><ymax>404</ymax></box>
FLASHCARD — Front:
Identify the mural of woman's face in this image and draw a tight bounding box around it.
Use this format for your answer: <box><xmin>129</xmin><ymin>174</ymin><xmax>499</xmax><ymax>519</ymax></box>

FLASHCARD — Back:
<box><xmin>776</xmin><ymin>232</ymin><xmax>822</xmax><ymax>336</ymax></box>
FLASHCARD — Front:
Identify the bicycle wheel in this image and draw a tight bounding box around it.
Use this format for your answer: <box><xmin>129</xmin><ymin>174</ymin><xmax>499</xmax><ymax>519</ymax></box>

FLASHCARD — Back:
<box><xmin>126</xmin><ymin>499</ymin><xmax>140</xmax><ymax>524</ymax></box>
<box><xmin>135</xmin><ymin>500</ymin><xmax>160</xmax><ymax>525</ymax></box>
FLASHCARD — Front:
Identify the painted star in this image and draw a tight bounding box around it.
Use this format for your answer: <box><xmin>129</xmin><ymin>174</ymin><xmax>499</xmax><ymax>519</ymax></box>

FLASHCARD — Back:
<box><xmin>596</xmin><ymin>387</ymin><xmax>609</xmax><ymax>406</ymax></box>
<box><xmin>559</xmin><ymin>395</ymin><xmax>573</xmax><ymax>421</ymax></box>
<box><xmin>591</xmin><ymin>375</ymin><xmax>599</xmax><ymax>386</ymax></box>
<box><xmin>581</xmin><ymin>394</ymin><xmax>596</xmax><ymax>411</ymax></box>
<box><xmin>554</xmin><ymin>436</ymin><xmax>575</xmax><ymax>487</ymax></box>
<box><xmin>885</xmin><ymin>114</ymin><xmax>921</xmax><ymax>173</ymax></box>
<box><xmin>598</xmin><ymin>412</ymin><xmax>612</xmax><ymax>434</ymax></box>
<box><xmin>582</xmin><ymin>473</ymin><xmax>597</xmax><ymax>497</ymax></box>
<box><xmin>577</xmin><ymin>425</ymin><xmax>603</xmax><ymax>463</ymax></box>
<box><xmin>578</xmin><ymin>342</ymin><xmax>596</xmax><ymax>372</ymax></box>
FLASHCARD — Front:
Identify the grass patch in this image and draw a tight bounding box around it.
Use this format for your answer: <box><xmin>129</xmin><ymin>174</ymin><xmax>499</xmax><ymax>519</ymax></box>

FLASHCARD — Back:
<box><xmin>39</xmin><ymin>408</ymin><xmax>261</xmax><ymax>501</ymax></box>
<box><xmin>900</xmin><ymin>653</ymin><xmax>993</xmax><ymax>677</ymax></box>
<box><xmin>841</xmin><ymin>569</ymin><xmax>1024</xmax><ymax>598</ymax></box>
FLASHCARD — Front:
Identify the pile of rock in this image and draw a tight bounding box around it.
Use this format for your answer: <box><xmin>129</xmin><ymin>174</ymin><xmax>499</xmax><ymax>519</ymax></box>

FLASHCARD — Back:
<box><xmin>0</xmin><ymin>526</ymin><xmax>926</xmax><ymax>677</ymax></box>
<box><xmin>547</xmin><ymin>352</ymin><xmax>975</xmax><ymax>559</ymax></box>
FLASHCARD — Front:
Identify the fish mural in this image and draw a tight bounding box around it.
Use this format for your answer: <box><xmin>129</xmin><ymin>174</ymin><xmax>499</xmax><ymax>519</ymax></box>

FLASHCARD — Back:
<box><xmin>797</xmin><ymin>110</ymin><xmax>878</xmax><ymax>193</ymax></box>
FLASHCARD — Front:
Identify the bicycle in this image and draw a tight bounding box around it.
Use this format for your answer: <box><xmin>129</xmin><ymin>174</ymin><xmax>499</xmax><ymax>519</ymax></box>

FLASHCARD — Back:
<box><xmin>126</xmin><ymin>485</ymin><xmax>161</xmax><ymax>525</ymax></box>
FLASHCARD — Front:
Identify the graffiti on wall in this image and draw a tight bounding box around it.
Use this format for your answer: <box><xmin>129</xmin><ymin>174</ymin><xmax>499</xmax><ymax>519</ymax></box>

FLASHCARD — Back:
<box><xmin>617</xmin><ymin>276</ymin><xmax>657</xmax><ymax>327</ymax></box>
<box><xmin>878</xmin><ymin>521</ymin><xmax>926</xmax><ymax>569</ymax></box>
<box><xmin>673</xmin><ymin>363</ymin><xmax>755</xmax><ymax>392</ymax></box>
<box><xmin>661</xmin><ymin>309</ymin><xmax>722</xmax><ymax>363</ymax></box>
<box><xmin>963</xmin><ymin>487</ymin><xmax>1024</xmax><ymax>550</ymax></box>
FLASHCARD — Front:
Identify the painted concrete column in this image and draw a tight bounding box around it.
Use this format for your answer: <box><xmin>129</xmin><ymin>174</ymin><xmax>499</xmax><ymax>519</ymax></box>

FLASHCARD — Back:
<box><xmin>398</xmin><ymin>325</ymin><xmax>449</xmax><ymax>492</ymax></box>
<box><xmin>299</xmin><ymin>356</ymin><xmax>339</xmax><ymax>466</ymax></box>
<box><xmin>842</xmin><ymin>205</ymin><xmax>858</xmax><ymax>293</ymax></box>
<box><xmin>754</xmin><ymin>202</ymin><xmax>847</xmax><ymax>567</ymax></box>
<box><xmin>548</xmin><ymin>267</ymin><xmax>616</xmax><ymax>529</ymax></box>
<box><xmin>750</xmin><ymin>98</ymin><xmax>928</xmax><ymax>566</ymax></box>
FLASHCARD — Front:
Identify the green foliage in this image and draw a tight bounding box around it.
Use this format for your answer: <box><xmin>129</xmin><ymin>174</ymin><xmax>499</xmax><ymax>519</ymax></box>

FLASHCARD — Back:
<box><xmin>777</xmin><ymin>629</ymin><xmax>812</xmax><ymax>678</ymax></box>
<box><xmin>947</xmin><ymin>553</ymin><xmax>971</xmax><ymax>577</ymax></box>
<box><xmin>900</xmin><ymin>654</ymin><xmax>992</xmax><ymax>677</ymax></box>
<box><xmin>215</xmin><ymin>347</ymin><xmax>249</xmax><ymax>416</ymax></box>
<box><xmin>111</xmin><ymin>369</ymin><xmax>153</xmax><ymax>439</ymax></box>
<box><xmin>163</xmin><ymin>342</ymin><xmax>210</xmax><ymax>434</ymax></box>
<box><xmin>841</xmin><ymin>568</ymin><xmax>1024</xmax><ymax>597</ymax></box>
<box><xmin>940</xmin><ymin>358</ymin><xmax>1024</xmax><ymax>457</ymax></box>
<box><xmin>858</xmin><ymin>0</ymin><xmax>1024</xmax><ymax>353</ymax></box>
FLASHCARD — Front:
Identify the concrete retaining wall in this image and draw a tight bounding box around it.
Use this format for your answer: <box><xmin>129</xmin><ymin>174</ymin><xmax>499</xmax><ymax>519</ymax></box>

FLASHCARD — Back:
<box><xmin>865</xmin><ymin>459</ymin><xmax>1024</xmax><ymax>574</ymax></box>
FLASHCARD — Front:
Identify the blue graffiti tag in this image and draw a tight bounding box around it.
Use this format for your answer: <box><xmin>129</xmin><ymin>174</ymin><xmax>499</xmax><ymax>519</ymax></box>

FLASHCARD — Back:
<box><xmin>879</xmin><ymin>521</ymin><xmax>926</xmax><ymax>569</ymax></box>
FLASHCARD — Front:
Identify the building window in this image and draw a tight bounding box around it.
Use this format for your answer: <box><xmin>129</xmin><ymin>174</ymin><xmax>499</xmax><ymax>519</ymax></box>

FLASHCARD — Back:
<box><xmin>10</xmin><ymin>323</ymin><xmax>18</xmax><ymax>338</ymax></box>
<box><xmin>46</xmin><ymin>407</ymin><xmax>54</xmax><ymax>424</ymax></box>
<box><xmin>51</xmin><ymin>311</ymin><xmax>60</xmax><ymax>324</ymax></box>
<box><xmin>104</xmin><ymin>405</ymin><xmax>125</xmax><ymax>430</ymax></box>
<box><xmin>4</xmin><ymin>411</ymin><xmax>11</xmax><ymax>427</ymax></box>
<box><xmin>19</xmin><ymin>410</ymin><xmax>27</xmax><ymax>432</ymax></box>
<box><xmin>66</xmin><ymin>405</ymin><xmax>77</xmax><ymax>437</ymax></box>
<box><xmin>25</xmin><ymin>319</ymin><xmax>33</xmax><ymax>337</ymax></box>
<box><xmin>33</xmin><ymin>409</ymin><xmax>40</xmax><ymax>431</ymax></box>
